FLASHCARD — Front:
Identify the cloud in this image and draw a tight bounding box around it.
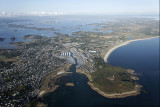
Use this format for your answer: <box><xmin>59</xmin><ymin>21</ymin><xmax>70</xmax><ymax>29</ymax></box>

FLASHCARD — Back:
<box><xmin>25</xmin><ymin>12</ymin><xmax>64</xmax><ymax>16</ymax></box>
<box><xmin>0</xmin><ymin>11</ymin><xmax>64</xmax><ymax>17</ymax></box>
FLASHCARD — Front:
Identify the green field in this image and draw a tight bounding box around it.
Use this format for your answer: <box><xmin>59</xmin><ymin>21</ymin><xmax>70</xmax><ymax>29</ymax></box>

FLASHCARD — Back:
<box><xmin>90</xmin><ymin>57</ymin><xmax>136</xmax><ymax>94</ymax></box>
<box><xmin>0</xmin><ymin>55</ymin><xmax>6</xmax><ymax>61</ymax></box>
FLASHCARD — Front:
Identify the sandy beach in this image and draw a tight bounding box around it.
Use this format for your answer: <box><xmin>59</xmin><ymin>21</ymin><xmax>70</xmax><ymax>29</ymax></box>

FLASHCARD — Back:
<box><xmin>38</xmin><ymin>64</ymin><xmax>72</xmax><ymax>98</ymax></box>
<box><xmin>39</xmin><ymin>86</ymin><xmax>59</xmax><ymax>97</ymax></box>
<box><xmin>75</xmin><ymin>36</ymin><xmax>160</xmax><ymax>98</ymax></box>
<box><xmin>104</xmin><ymin>36</ymin><xmax>159</xmax><ymax>62</ymax></box>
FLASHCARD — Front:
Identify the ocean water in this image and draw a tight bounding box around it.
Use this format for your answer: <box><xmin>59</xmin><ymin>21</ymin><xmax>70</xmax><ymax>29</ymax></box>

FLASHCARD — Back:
<box><xmin>42</xmin><ymin>37</ymin><xmax>159</xmax><ymax>107</ymax></box>
<box><xmin>0</xmin><ymin>15</ymin><xmax>158</xmax><ymax>49</ymax></box>
<box><xmin>108</xmin><ymin>37</ymin><xmax>160</xmax><ymax>106</ymax></box>
<box><xmin>0</xmin><ymin>15</ymin><xmax>114</xmax><ymax>49</ymax></box>
<box><xmin>0</xmin><ymin>15</ymin><xmax>159</xmax><ymax>106</ymax></box>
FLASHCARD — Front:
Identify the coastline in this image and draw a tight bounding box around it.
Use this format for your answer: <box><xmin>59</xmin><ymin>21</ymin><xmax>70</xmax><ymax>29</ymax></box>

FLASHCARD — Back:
<box><xmin>104</xmin><ymin>36</ymin><xmax>159</xmax><ymax>62</ymax></box>
<box><xmin>88</xmin><ymin>82</ymin><xmax>141</xmax><ymax>98</ymax></box>
<box><xmin>34</xmin><ymin>64</ymin><xmax>73</xmax><ymax>106</ymax></box>
<box><xmin>38</xmin><ymin>64</ymin><xmax>72</xmax><ymax>98</ymax></box>
<box><xmin>76</xmin><ymin>68</ymin><xmax>141</xmax><ymax>98</ymax></box>
<box><xmin>39</xmin><ymin>86</ymin><xmax>59</xmax><ymax>97</ymax></box>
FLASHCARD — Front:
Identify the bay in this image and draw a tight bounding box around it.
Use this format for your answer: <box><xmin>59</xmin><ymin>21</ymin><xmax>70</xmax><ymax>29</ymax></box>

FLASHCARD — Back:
<box><xmin>42</xmin><ymin>37</ymin><xmax>160</xmax><ymax>107</ymax></box>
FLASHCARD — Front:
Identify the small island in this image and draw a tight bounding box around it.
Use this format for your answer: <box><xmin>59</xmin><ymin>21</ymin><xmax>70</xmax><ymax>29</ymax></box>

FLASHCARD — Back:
<box><xmin>0</xmin><ymin>17</ymin><xmax>159</xmax><ymax>106</ymax></box>
<box><xmin>10</xmin><ymin>37</ymin><xmax>16</xmax><ymax>41</ymax></box>
<box><xmin>0</xmin><ymin>37</ymin><xmax>5</xmax><ymax>41</ymax></box>
<box><xmin>65</xmin><ymin>83</ymin><xmax>74</xmax><ymax>87</ymax></box>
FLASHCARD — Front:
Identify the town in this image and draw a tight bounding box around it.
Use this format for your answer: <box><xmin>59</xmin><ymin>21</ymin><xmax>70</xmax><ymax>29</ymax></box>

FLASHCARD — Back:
<box><xmin>0</xmin><ymin>17</ymin><xmax>158</xmax><ymax>106</ymax></box>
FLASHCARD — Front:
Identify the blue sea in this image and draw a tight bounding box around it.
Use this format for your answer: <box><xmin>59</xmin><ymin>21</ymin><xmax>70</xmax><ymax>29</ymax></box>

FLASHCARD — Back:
<box><xmin>0</xmin><ymin>14</ymin><xmax>158</xmax><ymax>49</ymax></box>
<box><xmin>0</xmin><ymin>15</ymin><xmax>159</xmax><ymax>107</ymax></box>
<box><xmin>0</xmin><ymin>15</ymin><xmax>114</xmax><ymax>49</ymax></box>
<box><xmin>108</xmin><ymin>37</ymin><xmax>160</xmax><ymax>107</ymax></box>
<box><xmin>42</xmin><ymin>37</ymin><xmax>159</xmax><ymax>107</ymax></box>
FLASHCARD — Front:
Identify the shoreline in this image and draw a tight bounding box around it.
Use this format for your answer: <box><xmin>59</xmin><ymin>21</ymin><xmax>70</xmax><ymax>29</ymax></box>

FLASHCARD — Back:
<box><xmin>76</xmin><ymin>68</ymin><xmax>142</xmax><ymax>98</ymax></box>
<box><xmin>88</xmin><ymin>82</ymin><xmax>141</xmax><ymax>98</ymax></box>
<box><xmin>39</xmin><ymin>85</ymin><xmax>59</xmax><ymax>97</ymax></box>
<box><xmin>38</xmin><ymin>64</ymin><xmax>72</xmax><ymax>98</ymax></box>
<box><xmin>104</xmin><ymin>36</ymin><xmax>159</xmax><ymax>62</ymax></box>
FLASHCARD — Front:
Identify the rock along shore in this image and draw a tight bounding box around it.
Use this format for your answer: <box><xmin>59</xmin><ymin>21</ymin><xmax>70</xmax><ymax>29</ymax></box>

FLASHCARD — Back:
<box><xmin>76</xmin><ymin>68</ymin><xmax>142</xmax><ymax>98</ymax></box>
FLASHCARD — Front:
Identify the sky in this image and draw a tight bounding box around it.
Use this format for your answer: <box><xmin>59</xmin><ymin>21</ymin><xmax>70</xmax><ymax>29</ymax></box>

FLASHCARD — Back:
<box><xmin>0</xmin><ymin>0</ymin><xmax>159</xmax><ymax>14</ymax></box>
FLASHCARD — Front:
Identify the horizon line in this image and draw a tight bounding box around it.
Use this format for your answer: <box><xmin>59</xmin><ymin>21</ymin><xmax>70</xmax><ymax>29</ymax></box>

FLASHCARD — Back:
<box><xmin>0</xmin><ymin>11</ymin><xmax>159</xmax><ymax>17</ymax></box>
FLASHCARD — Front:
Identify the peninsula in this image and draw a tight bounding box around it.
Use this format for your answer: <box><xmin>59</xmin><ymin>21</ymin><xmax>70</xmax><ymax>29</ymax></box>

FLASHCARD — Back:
<box><xmin>0</xmin><ymin>17</ymin><xmax>159</xmax><ymax>106</ymax></box>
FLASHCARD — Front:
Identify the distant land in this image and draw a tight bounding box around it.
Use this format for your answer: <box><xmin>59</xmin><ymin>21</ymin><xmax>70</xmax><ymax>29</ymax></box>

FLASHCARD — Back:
<box><xmin>0</xmin><ymin>16</ymin><xmax>159</xmax><ymax>106</ymax></box>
